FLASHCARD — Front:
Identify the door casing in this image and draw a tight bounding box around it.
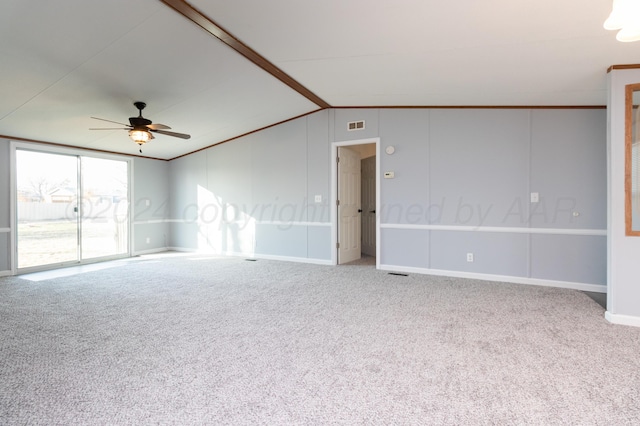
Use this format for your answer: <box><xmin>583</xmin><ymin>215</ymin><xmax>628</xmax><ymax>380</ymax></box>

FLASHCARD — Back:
<box><xmin>361</xmin><ymin>155</ymin><xmax>377</xmax><ymax>257</ymax></box>
<box><xmin>331</xmin><ymin>138</ymin><xmax>380</xmax><ymax>267</ymax></box>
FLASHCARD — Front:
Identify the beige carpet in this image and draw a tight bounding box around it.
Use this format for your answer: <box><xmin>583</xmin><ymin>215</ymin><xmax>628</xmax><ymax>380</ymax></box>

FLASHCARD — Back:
<box><xmin>1</xmin><ymin>253</ymin><xmax>639</xmax><ymax>425</ymax></box>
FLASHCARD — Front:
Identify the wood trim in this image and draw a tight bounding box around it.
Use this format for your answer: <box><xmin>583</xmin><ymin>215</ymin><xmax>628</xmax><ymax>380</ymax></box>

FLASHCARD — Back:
<box><xmin>625</xmin><ymin>83</ymin><xmax>640</xmax><ymax>236</ymax></box>
<box><xmin>608</xmin><ymin>64</ymin><xmax>640</xmax><ymax>73</ymax></box>
<box><xmin>169</xmin><ymin>108</ymin><xmax>325</xmax><ymax>160</ymax></box>
<box><xmin>333</xmin><ymin>105</ymin><xmax>606</xmax><ymax>109</ymax></box>
<box><xmin>0</xmin><ymin>135</ymin><xmax>168</xmax><ymax>161</ymax></box>
<box><xmin>161</xmin><ymin>0</ymin><xmax>331</xmax><ymax>109</ymax></box>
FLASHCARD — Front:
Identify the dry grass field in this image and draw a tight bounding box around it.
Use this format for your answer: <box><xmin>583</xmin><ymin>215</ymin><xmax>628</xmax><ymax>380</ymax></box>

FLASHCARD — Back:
<box><xmin>17</xmin><ymin>220</ymin><xmax>127</xmax><ymax>268</ymax></box>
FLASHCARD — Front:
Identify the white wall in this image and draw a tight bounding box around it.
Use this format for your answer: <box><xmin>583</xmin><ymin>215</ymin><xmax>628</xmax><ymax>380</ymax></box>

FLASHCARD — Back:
<box><xmin>606</xmin><ymin>68</ymin><xmax>640</xmax><ymax>326</ymax></box>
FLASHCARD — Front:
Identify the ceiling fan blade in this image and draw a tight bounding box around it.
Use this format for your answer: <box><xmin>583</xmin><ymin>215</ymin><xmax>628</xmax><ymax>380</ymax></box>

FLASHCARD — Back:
<box><xmin>91</xmin><ymin>116</ymin><xmax>131</xmax><ymax>127</ymax></box>
<box><xmin>151</xmin><ymin>129</ymin><xmax>191</xmax><ymax>139</ymax></box>
<box><xmin>89</xmin><ymin>127</ymin><xmax>130</xmax><ymax>130</ymax></box>
<box><xmin>147</xmin><ymin>123</ymin><xmax>171</xmax><ymax>130</ymax></box>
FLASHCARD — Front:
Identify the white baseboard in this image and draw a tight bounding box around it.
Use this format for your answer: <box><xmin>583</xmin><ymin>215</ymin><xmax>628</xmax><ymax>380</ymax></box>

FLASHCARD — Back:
<box><xmin>133</xmin><ymin>247</ymin><xmax>172</xmax><ymax>256</ymax></box>
<box><xmin>0</xmin><ymin>270</ymin><xmax>12</xmax><ymax>277</ymax></box>
<box><xmin>166</xmin><ymin>247</ymin><xmax>332</xmax><ymax>266</ymax></box>
<box><xmin>249</xmin><ymin>253</ymin><xmax>332</xmax><ymax>265</ymax></box>
<box><xmin>165</xmin><ymin>246</ymin><xmax>197</xmax><ymax>253</ymax></box>
<box><xmin>135</xmin><ymin>249</ymin><xmax>605</xmax><ymax>292</ymax></box>
<box><xmin>605</xmin><ymin>311</ymin><xmax>640</xmax><ymax>327</ymax></box>
<box><xmin>378</xmin><ymin>264</ymin><xmax>607</xmax><ymax>293</ymax></box>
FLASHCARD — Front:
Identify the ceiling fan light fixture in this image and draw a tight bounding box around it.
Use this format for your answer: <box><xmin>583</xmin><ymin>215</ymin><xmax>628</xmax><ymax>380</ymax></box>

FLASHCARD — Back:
<box><xmin>91</xmin><ymin>102</ymin><xmax>190</xmax><ymax>153</ymax></box>
<box><xmin>604</xmin><ymin>0</ymin><xmax>640</xmax><ymax>42</ymax></box>
<box><xmin>616</xmin><ymin>25</ymin><xmax>640</xmax><ymax>42</ymax></box>
<box><xmin>129</xmin><ymin>129</ymin><xmax>152</xmax><ymax>145</ymax></box>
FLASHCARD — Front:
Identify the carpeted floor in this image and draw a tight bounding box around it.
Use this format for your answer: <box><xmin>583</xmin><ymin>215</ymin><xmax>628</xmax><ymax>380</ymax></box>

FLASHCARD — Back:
<box><xmin>1</xmin><ymin>253</ymin><xmax>639</xmax><ymax>425</ymax></box>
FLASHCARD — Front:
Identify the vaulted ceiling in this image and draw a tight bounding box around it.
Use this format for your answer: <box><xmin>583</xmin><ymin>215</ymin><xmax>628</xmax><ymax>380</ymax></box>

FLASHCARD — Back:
<box><xmin>0</xmin><ymin>0</ymin><xmax>636</xmax><ymax>160</ymax></box>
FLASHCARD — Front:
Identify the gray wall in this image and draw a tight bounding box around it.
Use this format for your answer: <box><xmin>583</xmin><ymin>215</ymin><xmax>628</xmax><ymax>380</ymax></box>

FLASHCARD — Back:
<box><xmin>0</xmin><ymin>107</ymin><xmax>607</xmax><ymax>289</ymax></box>
<box><xmin>167</xmin><ymin>107</ymin><xmax>606</xmax><ymax>288</ymax></box>
<box><xmin>0</xmin><ymin>139</ymin><xmax>10</xmax><ymax>273</ymax></box>
<box><xmin>363</xmin><ymin>108</ymin><xmax>605</xmax><ymax>286</ymax></box>
<box><xmin>169</xmin><ymin>110</ymin><xmax>332</xmax><ymax>260</ymax></box>
<box><xmin>132</xmin><ymin>157</ymin><xmax>170</xmax><ymax>253</ymax></box>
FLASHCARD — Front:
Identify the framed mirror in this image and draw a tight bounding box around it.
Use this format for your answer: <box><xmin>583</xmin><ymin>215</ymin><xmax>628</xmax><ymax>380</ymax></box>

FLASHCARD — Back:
<box><xmin>625</xmin><ymin>83</ymin><xmax>640</xmax><ymax>236</ymax></box>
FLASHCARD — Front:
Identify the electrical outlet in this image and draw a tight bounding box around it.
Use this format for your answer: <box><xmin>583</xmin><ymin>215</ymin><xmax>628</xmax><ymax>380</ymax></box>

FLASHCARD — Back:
<box><xmin>146</xmin><ymin>237</ymin><xmax>150</xmax><ymax>244</ymax></box>
<box><xmin>466</xmin><ymin>253</ymin><xmax>474</xmax><ymax>262</ymax></box>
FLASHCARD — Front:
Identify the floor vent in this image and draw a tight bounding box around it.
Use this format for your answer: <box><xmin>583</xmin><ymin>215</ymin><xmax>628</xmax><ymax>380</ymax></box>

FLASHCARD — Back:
<box><xmin>388</xmin><ymin>272</ymin><xmax>408</xmax><ymax>277</ymax></box>
<box><xmin>347</xmin><ymin>120</ymin><xmax>365</xmax><ymax>131</ymax></box>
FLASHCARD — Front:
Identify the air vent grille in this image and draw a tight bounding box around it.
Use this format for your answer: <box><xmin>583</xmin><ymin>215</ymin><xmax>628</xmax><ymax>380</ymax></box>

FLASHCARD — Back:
<box><xmin>347</xmin><ymin>120</ymin><xmax>365</xmax><ymax>131</ymax></box>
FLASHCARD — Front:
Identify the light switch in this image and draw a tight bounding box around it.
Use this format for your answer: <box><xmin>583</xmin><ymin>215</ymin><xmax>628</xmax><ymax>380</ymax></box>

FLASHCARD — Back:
<box><xmin>530</xmin><ymin>192</ymin><xmax>539</xmax><ymax>203</ymax></box>
<box><xmin>384</xmin><ymin>171</ymin><xmax>395</xmax><ymax>179</ymax></box>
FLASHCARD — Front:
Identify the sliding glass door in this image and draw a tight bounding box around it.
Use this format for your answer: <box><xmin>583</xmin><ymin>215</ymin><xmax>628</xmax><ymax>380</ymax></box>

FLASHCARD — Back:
<box><xmin>15</xmin><ymin>149</ymin><xmax>130</xmax><ymax>271</ymax></box>
<box><xmin>16</xmin><ymin>150</ymin><xmax>79</xmax><ymax>268</ymax></box>
<box><xmin>80</xmin><ymin>156</ymin><xmax>129</xmax><ymax>260</ymax></box>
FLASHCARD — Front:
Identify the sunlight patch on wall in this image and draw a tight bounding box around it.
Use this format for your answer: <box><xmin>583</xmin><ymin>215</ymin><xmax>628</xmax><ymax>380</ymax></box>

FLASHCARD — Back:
<box><xmin>197</xmin><ymin>185</ymin><xmax>255</xmax><ymax>256</ymax></box>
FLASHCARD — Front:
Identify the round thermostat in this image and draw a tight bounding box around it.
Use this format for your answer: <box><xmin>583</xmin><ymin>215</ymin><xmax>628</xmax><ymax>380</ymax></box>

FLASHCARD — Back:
<box><xmin>385</xmin><ymin>146</ymin><xmax>395</xmax><ymax>155</ymax></box>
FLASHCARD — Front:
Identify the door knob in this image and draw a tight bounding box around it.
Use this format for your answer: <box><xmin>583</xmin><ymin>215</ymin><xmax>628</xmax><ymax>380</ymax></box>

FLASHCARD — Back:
<box><xmin>369</xmin><ymin>210</ymin><xmax>376</xmax><ymax>213</ymax></box>
<box><xmin>358</xmin><ymin>209</ymin><xmax>362</xmax><ymax>213</ymax></box>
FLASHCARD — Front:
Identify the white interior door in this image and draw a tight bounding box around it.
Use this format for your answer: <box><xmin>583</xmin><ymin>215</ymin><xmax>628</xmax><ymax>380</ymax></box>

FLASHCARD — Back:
<box><xmin>338</xmin><ymin>146</ymin><xmax>361</xmax><ymax>264</ymax></box>
<box><xmin>361</xmin><ymin>155</ymin><xmax>376</xmax><ymax>257</ymax></box>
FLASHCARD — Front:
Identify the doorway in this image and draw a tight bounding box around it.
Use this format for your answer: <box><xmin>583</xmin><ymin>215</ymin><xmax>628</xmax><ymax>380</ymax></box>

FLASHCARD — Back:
<box><xmin>13</xmin><ymin>147</ymin><xmax>130</xmax><ymax>272</ymax></box>
<box><xmin>331</xmin><ymin>138</ymin><xmax>380</xmax><ymax>267</ymax></box>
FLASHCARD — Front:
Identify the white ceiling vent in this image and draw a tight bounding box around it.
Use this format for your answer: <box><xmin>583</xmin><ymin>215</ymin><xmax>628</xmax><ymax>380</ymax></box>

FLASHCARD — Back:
<box><xmin>347</xmin><ymin>120</ymin><xmax>365</xmax><ymax>131</ymax></box>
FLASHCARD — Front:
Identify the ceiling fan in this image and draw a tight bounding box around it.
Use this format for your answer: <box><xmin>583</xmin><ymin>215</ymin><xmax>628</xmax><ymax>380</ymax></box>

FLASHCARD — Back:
<box><xmin>90</xmin><ymin>101</ymin><xmax>191</xmax><ymax>152</ymax></box>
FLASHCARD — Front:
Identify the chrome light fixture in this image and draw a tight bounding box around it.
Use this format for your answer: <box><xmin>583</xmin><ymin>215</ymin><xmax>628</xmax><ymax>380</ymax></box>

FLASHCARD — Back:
<box><xmin>604</xmin><ymin>0</ymin><xmax>640</xmax><ymax>42</ymax></box>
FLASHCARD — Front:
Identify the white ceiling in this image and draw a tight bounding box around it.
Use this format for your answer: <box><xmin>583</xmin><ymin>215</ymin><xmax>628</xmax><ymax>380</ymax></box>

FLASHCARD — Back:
<box><xmin>0</xmin><ymin>0</ymin><xmax>637</xmax><ymax>160</ymax></box>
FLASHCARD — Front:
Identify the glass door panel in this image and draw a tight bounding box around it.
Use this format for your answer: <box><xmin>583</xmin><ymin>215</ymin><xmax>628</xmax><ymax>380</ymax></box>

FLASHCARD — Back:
<box><xmin>80</xmin><ymin>157</ymin><xmax>129</xmax><ymax>259</ymax></box>
<box><xmin>16</xmin><ymin>150</ymin><xmax>79</xmax><ymax>269</ymax></box>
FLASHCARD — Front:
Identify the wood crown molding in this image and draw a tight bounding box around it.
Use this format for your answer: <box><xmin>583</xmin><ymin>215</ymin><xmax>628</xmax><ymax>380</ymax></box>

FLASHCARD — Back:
<box><xmin>0</xmin><ymin>135</ymin><xmax>167</xmax><ymax>161</ymax></box>
<box><xmin>170</xmin><ymin>108</ymin><xmax>325</xmax><ymax>160</ymax></box>
<box><xmin>607</xmin><ymin>64</ymin><xmax>640</xmax><ymax>73</ymax></box>
<box><xmin>161</xmin><ymin>0</ymin><xmax>331</xmax><ymax>109</ymax></box>
<box><xmin>333</xmin><ymin>105</ymin><xmax>606</xmax><ymax>109</ymax></box>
